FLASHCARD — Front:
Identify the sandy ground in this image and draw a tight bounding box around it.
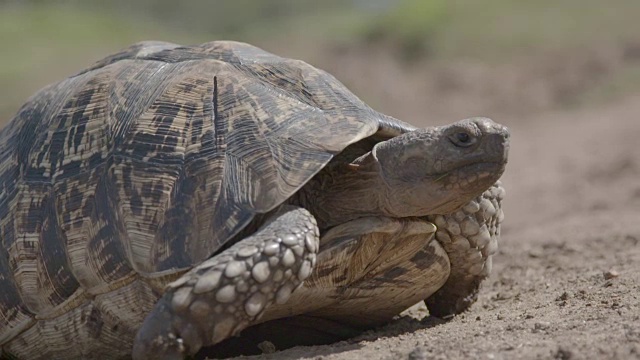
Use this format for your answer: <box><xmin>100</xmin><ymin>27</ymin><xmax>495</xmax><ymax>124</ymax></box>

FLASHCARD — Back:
<box><xmin>222</xmin><ymin>92</ymin><xmax>640</xmax><ymax>360</ymax></box>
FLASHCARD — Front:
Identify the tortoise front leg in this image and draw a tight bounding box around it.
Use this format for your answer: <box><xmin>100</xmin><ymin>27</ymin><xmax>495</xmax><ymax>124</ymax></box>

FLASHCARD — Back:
<box><xmin>425</xmin><ymin>182</ymin><xmax>505</xmax><ymax>318</ymax></box>
<box><xmin>131</xmin><ymin>206</ymin><xmax>319</xmax><ymax>360</ymax></box>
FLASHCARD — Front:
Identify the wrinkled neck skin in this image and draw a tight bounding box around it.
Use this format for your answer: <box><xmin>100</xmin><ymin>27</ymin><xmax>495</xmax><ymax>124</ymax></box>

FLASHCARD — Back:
<box><xmin>292</xmin><ymin>151</ymin><xmax>388</xmax><ymax>231</ymax></box>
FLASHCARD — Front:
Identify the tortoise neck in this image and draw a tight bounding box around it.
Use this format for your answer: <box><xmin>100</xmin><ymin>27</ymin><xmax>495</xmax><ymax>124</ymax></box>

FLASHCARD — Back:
<box><xmin>292</xmin><ymin>152</ymin><xmax>386</xmax><ymax>231</ymax></box>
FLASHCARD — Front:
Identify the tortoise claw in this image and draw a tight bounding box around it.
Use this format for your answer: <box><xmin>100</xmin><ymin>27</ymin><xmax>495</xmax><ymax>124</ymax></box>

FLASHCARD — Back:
<box><xmin>132</xmin><ymin>298</ymin><xmax>194</xmax><ymax>360</ymax></box>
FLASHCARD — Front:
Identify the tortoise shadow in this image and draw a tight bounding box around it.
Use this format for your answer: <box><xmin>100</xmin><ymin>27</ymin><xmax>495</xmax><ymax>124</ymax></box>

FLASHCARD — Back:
<box><xmin>198</xmin><ymin>314</ymin><xmax>448</xmax><ymax>359</ymax></box>
<box><xmin>352</xmin><ymin>315</ymin><xmax>448</xmax><ymax>342</ymax></box>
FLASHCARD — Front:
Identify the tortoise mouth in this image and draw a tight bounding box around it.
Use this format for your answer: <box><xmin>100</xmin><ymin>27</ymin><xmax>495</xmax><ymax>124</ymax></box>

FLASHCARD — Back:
<box><xmin>434</xmin><ymin>161</ymin><xmax>506</xmax><ymax>189</ymax></box>
<box><xmin>422</xmin><ymin>162</ymin><xmax>505</xmax><ymax>216</ymax></box>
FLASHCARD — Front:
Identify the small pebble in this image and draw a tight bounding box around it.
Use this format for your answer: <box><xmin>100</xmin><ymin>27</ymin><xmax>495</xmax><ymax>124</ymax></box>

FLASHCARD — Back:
<box><xmin>257</xmin><ymin>341</ymin><xmax>276</xmax><ymax>354</ymax></box>
<box><xmin>603</xmin><ymin>269</ymin><xmax>619</xmax><ymax>280</ymax></box>
<box><xmin>556</xmin><ymin>292</ymin><xmax>569</xmax><ymax>301</ymax></box>
<box><xmin>554</xmin><ymin>346</ymin><xmax>573</xmax><ymax>360</ymax></box>
<box><xmin>407</xmin><ymin>346</ymin><xmax>429</xmax><ymax>360</ymax></box>
<box><xmin>533</xmin><ymin>321</ymin><xmax>550</xmax><ymax>332</ymax></box>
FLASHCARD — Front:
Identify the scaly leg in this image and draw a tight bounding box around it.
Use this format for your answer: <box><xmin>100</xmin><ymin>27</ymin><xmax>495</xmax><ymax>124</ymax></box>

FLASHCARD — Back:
<box><xmin>425</xmin><ymin>182</ymin><xmax>505</xmax><ymax>317</ymax></box>
<box><xmin>132</xmin><ymin>206</ymin><xmax>319</xmax><ymax>360</ymax></box>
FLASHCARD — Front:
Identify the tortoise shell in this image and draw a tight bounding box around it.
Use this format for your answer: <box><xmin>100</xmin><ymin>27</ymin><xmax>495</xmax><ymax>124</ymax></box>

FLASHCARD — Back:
<box><xmin>0</xmin><ymin>41</ymin><xmax>415</xmax><ymax>356</ymax></box>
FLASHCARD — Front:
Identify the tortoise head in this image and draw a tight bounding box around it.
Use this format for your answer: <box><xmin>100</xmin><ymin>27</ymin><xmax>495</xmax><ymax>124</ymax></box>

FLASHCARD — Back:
<box><xmin>370</xmin><ymin>117</ymin><xmax>510</xmax><ymax>217</ymax></box>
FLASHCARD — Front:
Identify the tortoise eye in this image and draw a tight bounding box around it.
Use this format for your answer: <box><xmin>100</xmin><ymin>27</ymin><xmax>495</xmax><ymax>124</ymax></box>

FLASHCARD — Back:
<box><xmin>456</xmin><ymin>132</ymin><xmax>470</xmax><ymax>143</ymax></box>
<box><xmin>449</xmin><ymin>131</ymin><xmax>476</xmax><ymax>147</ymax></box>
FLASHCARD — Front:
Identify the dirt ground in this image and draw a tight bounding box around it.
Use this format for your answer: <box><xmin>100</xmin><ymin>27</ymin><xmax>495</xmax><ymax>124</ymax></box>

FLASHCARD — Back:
<box><xmin>223</xmin><ymin>88</ymin><xmax>640</xmax><ymax>360</ymax></box>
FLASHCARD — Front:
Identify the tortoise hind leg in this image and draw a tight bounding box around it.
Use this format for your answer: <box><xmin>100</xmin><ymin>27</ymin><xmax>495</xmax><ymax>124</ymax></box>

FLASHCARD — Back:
<box><xmin>298</xmin><ymin>217</ymin><xmax>451</xmax><ymax>328</ymax></box>
<box><xmin>252</xmin><ymin>216</ymin><xmax>451</xmax><ymax>333</ymax></box>
<box><xmin>132</xmin><ymin>206</ymin><xmax>319</xmax><ymax>360</ymax></box>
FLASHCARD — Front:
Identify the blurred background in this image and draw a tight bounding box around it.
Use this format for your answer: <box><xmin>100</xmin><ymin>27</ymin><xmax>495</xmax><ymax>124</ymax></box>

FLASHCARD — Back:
<box><xmin>1</xmin><ymin>0</ymin><xmax>640</xmax><ymax>126</ymax></box>
<box><xmin>1</xmin><ymin>2</ymin><xmax>640</xmax><ymax>358</ymax></box>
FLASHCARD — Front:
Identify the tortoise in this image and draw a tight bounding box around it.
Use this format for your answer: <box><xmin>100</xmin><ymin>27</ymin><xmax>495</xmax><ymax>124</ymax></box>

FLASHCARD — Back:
<box><xmin>0</xmin><ymin>41</ymin><xmax>509</xmax><ymax>360</ymax></box>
